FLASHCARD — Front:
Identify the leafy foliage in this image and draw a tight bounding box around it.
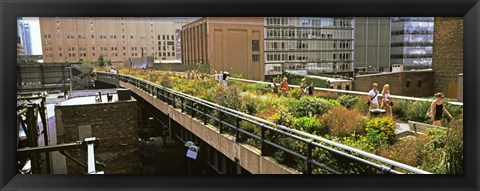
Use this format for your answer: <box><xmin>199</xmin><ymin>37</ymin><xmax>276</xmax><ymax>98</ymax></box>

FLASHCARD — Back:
<box><xmin>337</xmin><ymin>94</ymin><xmax>360</xmax><ymax>109</ymax></box>
<box><xmin>287</xmin><ymin>96</ymin><xmax>334</xmax><ymax>118</ymax></box>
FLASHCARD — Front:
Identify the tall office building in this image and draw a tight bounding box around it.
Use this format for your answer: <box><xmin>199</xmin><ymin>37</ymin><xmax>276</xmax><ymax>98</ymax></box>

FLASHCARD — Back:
<box><xmin>354</xmin><ymin>17</ymin><xmax>391</xmax><ymax>73</ymax></box>
<box><xmin>39</xmin><ymin>17</ymin><xmax>198</xmax><ymax>64</ymax></box>
<box><xmin>390</xmin><ymin>17</ymin><xmax>434</xmax><ymax>70</ymax></box>
<box><xmin>17</xmin><ymin>17</ymin><xmax>33</xmax><ymax>55</ymax></box>
<box><xmin>264</xmin><ymin>17</ymin><xmax>355</xmax><ymax>77</ymax></box>
<box><xmin>181</xmin><ymin>17</ymin><xmax>265</xmax><ymax>81</ymax></box>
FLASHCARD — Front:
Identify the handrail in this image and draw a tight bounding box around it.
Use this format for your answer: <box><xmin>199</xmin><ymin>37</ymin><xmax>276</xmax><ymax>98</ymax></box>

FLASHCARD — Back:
<box><xmin>228</xmin><ymin>77</ymin><xmax>463</xmax><ymax>106</ymax></box>
<box><xmin>96</xmin><ymin>72</ymin><xmax>432</xmax><ymax>174</ymax></box>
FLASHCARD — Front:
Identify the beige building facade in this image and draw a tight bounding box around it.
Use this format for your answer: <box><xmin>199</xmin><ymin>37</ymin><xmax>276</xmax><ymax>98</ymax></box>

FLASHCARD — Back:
<box><xmin>39</xmin><ymin>17</ymin><xmax>198</xmax><ymax>64</ymax></box>
<box><xmin>181</xmin><ymin>17</ymin><xmax>265</xmax><ymax>81</ymax></box>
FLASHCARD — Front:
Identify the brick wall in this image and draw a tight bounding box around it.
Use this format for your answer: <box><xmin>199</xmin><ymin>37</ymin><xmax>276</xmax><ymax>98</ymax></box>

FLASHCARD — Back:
<box><xmin>432</xmin><ymin>17</ymin><xmax>463</xmax><ymax>98</ymax></box>
<box><xmin>55</xmin><ymin>100</ymin><xmax>141</xmax><ymax>174</ymax></box>
<box><xmin>354</xmin><ymin>71</ymin><xmax>434</xmax><ymax>97</ymax></box>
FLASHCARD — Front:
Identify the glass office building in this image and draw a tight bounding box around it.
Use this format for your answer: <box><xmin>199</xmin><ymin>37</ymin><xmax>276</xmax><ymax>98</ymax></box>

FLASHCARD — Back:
<box><xmin>264</xmin><ymin>17</ymin><xmax>355</xmax><ymax>77</ymax></box>
<box><xmin>391</xmin><ymin>17</ymin><xmax>434</xmax><ymax>70</ymax></box>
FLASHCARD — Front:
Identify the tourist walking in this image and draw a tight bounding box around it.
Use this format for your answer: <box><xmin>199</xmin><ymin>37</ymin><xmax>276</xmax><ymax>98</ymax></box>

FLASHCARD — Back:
<box><xmin>272</xmin><ymin>78</ymin><xmax>278</xmax><ymax>95</ymax></box>
<box><xmin>279</xmin><ymin>77</ymin><xmax>289</xmax><ymax>96</ymax></box>
<box><xmin>380</xmin><ymin>84</ymin><xmax>393</xmax><ymax>118</ymax></box>
<box><xmin>368</xmin><ymin>83</ymin><xmax>380</xmax><ymax>109</ymax></box>
<box><xmin>429</xmin><ymin>92</ymin><xmax>454</xmax><ymax>127</ymax></box>
<box><xmin>300</xmin><ymin>78</ymin><xmax>308</xmax><ymax>96</ymax></box>
<box><xmin>308</xmin><ymin>82</ymin><xmax>314</xmax><ymax>96</ymax></box>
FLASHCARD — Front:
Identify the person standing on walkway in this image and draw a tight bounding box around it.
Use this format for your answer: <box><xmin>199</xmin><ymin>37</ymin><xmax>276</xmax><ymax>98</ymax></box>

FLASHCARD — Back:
<box><xmin>429</xmin><ymin>92</ymin><xmax>454</xmax><ymax>127</ymax></box>
<box><xmin>299</xmin><ymin>78</ymin><xmax>308</xmax><ymax>96</ymax></box>
<box><xmin>308</xmin><ymin>82</ymin><xmax>314</xmax><ymax>96</ymax></box>
<box><xmin>272</xmin><ymin>78</ymin><xmax>278</xmax><ymax>96</ymax></box>
<box><xmin>380</xmin><ymin>84</ymin><xmax>393</xmax><ymax>118</ymax></box>
<box><xmin>280</xmin><ymin>77</ymin><xmax>289</xmax><ymax>96</ymax></box>
<box><xmin>368</xmin><ymin>83</ymin><xmax>379</xmax><ymax>109</ymax></box>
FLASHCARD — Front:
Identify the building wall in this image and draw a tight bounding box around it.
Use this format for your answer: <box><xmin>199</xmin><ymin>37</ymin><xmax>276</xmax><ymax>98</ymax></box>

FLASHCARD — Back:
<box><xmin>354</xmin><ymin>70</ymin><xmax>434</xmax><ymax>97</ymax></box>
<box><xmin>182</xmin><ymin>17</ymin><xmax>265</xmax><ymax>81</ymax></box>
<box><xmin>432</xmin><ymin>17</ymin><xmax>463</xmax><ymax>98</ymax></box>
<box><xmin>354</xmin><ymin>17</ymin><xmax>391</xmax><ymax>72</ymax></box>
<box><xmin>390</xmin><ymin>17</ymin><xmax>434</xmax><ymax>69</ymax></box>
<box><xmin>264</xmin><ymin>17</ymin><xmax>355</xmax><ymax>77</ymax></box>
<box><xmin>39</xmin><ymin>17</ymin><xmax>198</xmax><ymax>64</ymax></box>
<box><xmin>55</xmin><ymin>100</ymin><xmax>140</xmax><ymax>174</ymax></box>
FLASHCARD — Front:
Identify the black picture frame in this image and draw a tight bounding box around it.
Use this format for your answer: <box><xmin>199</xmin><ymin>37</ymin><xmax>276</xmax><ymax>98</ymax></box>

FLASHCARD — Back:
<box><xmin>1</xmin><ymin>0</ymin><xmax>479</xmax><ymax>190</ymax></box>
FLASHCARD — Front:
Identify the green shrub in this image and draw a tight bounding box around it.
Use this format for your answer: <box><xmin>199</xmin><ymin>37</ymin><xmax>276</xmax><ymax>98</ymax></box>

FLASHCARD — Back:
<box><xmin>337</xmin><ymin>94</ymin><xmax>360</xmax><ymax>109</ymax></box>
<box><xmin>392</xmin><ymin>99</ymin><xmax>409</xmax><ymax>120</ymax></box>
<box><xmin>213</xmin><ymin>85</ymin><xmax>242</xmax><ymax>110</ymax></box>
<box><xmin>365</xmin><ymin>117</ymin><xmax>396</xmax><ymax>146</ymax></box>
<box><xmin>288</xmin><ymin>96</ymin><xmax>334</xmax><ymax>118</ymax></box>
<box><xmin>244</xmin><ymin>83</ymin><xmax>271</xmax><ymax>94</ymax></box>
<box><xmin>405</xmin><ymin>100</ymin><xmax>431</xmax><ymax>123</ymax></box>
<box><xmin>291</xmin><ymin>116</ymin><xmax>325</xmax><ymax>135</ymax></box>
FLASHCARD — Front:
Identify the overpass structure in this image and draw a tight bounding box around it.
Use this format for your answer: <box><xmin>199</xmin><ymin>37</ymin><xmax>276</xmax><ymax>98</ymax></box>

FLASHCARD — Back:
<box><xmin>96</xmin><ymin>72</ymin><xmax>431</xmax><ymax>174</ymax></box>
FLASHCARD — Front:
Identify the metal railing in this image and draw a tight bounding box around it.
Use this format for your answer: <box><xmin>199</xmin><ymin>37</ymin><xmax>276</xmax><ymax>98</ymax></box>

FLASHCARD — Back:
<box><xmin>228</xmin><ymin>77</ymin><xmax>463</xmax><ymax>106</ymax></box>
<box><xmin>97</xmin><ymin>72</ymin><xmax>432</xmax><ymax>174</ymax></box>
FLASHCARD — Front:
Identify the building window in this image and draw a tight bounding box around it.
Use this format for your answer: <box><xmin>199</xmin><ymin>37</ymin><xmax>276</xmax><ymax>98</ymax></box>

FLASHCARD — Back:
<box><xmin>252</xmin><ymin>40</ymin><xmax>260</xmax><ymax>51</ymax></box>
<box><xmin>91</xmin><ymin>35</ymin><xmax>95</xmax><ymax>38</ymax></box>
<box><xmin>406</xmin><ymin>80</ymin><xmax>410</xmax><ymax>88</ymax></box>
<box><xmin>252</xmin><ymin>54</ymin><xmax>260</xmax><ymax>62</ymax></box>
<box><xmin>163</xmin><ymin>35</ymin><xmax>165</xmax><ymax>40</ymax></box>
<box><xmin>418</xmin><ymin>80</ymin><xmax>422</xmax><ymax>88</ymax></box>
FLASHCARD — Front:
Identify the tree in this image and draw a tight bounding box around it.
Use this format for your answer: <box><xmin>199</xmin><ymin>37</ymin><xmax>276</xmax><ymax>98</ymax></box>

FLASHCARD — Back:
<box><xmin>97</xmin><ymin>55</ymin><xmax>106</xmax><ymax>67</ymax></box>
<box><xmin>84</xmin><ymin>59</ymin><xmax>92</xmax><ymax>65</ymax></box>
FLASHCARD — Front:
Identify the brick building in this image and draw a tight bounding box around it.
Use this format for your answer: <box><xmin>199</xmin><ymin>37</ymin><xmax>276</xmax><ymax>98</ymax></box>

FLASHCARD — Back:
<box><xmin>54</xmin><ymin>91</ymin><xmax>141</xmax><ymax>174</ymax></box>
<box><xmin>432</xmin><ymin>17</ymin><xmax>463</xmax><ymax>98</ymax></box>
<box><xmin>39</xmin><ymin>17</ymin><xmax>198</xmax><ymax>64</ymax></box>
<box><xmin>354</xmin><ymin>70</ymin><xmax>434</xmax><ymax>97</ymax></box>
<box><xmin>181</xmin><ymin>17</ymin><xmax>265</xmax><ymax>81</ymax></box>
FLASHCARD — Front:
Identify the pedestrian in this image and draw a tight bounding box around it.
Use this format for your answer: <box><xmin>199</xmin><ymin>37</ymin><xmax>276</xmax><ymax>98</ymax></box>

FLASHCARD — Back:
<box><xmin>380</xmin><ymin>84</ymin><xmax>393</xmax><ymax>118</ymax></box>
<box><xmin>272</xmin><ymin>78</ymin><xmax>278</xmax><ymax>95</ymax></box>
<box><xmin>299</xmin><ymin>78</ymin><xmax>308</xmax><ymax>96</ymax></box>
<box><xmin>308</xmin><ymin>82</ymin><xmax>314</xmax><ymax>96</ymax></box>
<box><xmin>368</xmin><ymin>83</ymin><xmax>379</xmax><ymax>109</ymax></box>
<box><xmin>428</xmin><ymin>92</ymin><xmax>454</xmax><ymax>127</ymax></box>
<box><xmin>279</xmin><ymin>77</ymin><xmax>289</xmax><ymax>96</ymax></box>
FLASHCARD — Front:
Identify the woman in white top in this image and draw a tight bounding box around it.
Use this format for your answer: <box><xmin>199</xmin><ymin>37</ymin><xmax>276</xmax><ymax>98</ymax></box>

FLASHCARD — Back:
<box><xmin>381</xmin><ymin>84</ymin><xmax>393</xmax><ymax>118</ymax></box>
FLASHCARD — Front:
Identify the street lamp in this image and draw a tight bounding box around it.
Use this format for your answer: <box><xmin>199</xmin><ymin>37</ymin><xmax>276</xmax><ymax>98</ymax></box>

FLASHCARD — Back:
<box><xmin>147</xmin><ymin>117</ymin><xmax>154</xmax><ymax>138</ymax></box>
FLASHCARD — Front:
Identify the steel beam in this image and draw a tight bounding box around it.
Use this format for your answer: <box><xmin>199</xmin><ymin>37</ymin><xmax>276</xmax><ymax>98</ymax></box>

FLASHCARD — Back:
<box><xmin>17</xmin><ymin>142</ymin><xmax>84</xmax><ymax>154</ymax></box>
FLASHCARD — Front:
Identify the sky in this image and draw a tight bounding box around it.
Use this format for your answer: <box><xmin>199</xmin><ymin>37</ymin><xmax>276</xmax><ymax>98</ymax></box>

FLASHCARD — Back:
<box><xmin>22</xmin><ymin>17</ymin><xmax>42</xmax><ymax>55</ymax></box>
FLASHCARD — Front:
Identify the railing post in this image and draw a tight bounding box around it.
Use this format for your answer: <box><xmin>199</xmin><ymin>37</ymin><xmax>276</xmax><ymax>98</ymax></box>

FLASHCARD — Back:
<box><xmin>260</xmin><ymin>125</ymin><xmax>265</xmax><ymax>156</ymax></box>
<box><xmin>203</xmin><ymin>104</ymin><xmax>207</xmax><ymax>125</ymax></box>
<box><xmin>191</xmin><ymin>100</ymin><xmax>195</xmax><ymax>118</ymax></box>
<box><xmin>306</xmin><ymin>141</ymin><xmax>313</xmax><ymax>174</ymax></box>
<box><xmin>219</xmin><ymin>111</ymin><xmax>223</xmax><ymax>134</ymax></box>
<box><xmin>181</xmin><ymin>97</ymin><xmax>184</xmax><ymax>113</ymax></box>
<box><xmin>235</xmin><ymin>116</ymin><xmax>240</xmax><ymax>142</ymax></box>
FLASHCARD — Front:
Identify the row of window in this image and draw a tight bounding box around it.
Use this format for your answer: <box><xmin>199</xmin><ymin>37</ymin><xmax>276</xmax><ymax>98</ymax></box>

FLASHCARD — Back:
<box><xmin>265</xmin><ymin>17</ymin><xmax>353</xmax><ymax>28</ymax></box>
<box><xmin>54</xmin><ymin>51</ymin><xmax>175</xmax><ymax>58</ymax></box>
<box><xmin>44</xmin><ymin>34</ymin><xmax>177</xmax><ymax>41</ymax></box>
<box><xmin>265</xmin><ymin>28</ymin><xmax>353</xmax><ymax>39</ymax></box>
<box><xmin>265</xmin><ymin>40</ymin><xmax>352</xmax><ymax>51</ymax></box>
<box><xmin>265</xmin><ymin>52</ymin><xmax>352</xmax><ymax>62</ymax></box>
<box><xmin>264</xmin><ymin>62</ymin><xmax>352</xmax><ymax>72</ymax></box>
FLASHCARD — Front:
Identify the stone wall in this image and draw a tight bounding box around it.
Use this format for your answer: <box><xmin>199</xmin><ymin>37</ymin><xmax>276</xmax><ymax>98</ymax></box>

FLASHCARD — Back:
<box><xmin>55</xmin><ymin>100</ymin><xmax>140</xmax><ymax>174</ymax></box>
<box><xmin>354</xmin><ymin>70</ymin><xmax>434</xmax><ymax>97</ymax></box>
<box><xmin>432</xmin><ymin>17</ymin><xmax>463</xmax><ymax>98</ymax></box>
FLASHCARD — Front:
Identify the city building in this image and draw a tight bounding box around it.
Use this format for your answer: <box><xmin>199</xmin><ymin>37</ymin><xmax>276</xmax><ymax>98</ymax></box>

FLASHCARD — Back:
<box><xmin>39</xmin><ymin>17</ymin><xmax>198</xmax><ymax>64</ymax></box>
<box><xmin>390</xmin><ymin>17</ymin><xmax>434</xmax><ymax>70</ymax></box>
<box><xmin>264</xmin><ymin>17</ymin><xmax>355</xmax><ymax>78</ymax></box>
<box><xmin>17</xmin><ymin>36</ymin><xmax>25</xmax><ymax>62</ymax></box>
<box><xmin>181</xmin><ymin>17</ymin><xmax>265</xmax><ymax>81</ymax></box>
<box><xmin>17</xmin><ymin>17</ymin><xmax>33</xmax><ymax>55</ymax></box>
<box><xmin>432</xmin><ymin>17</ymin><xmax>463</xmax><ymax>99</ymax></box>
<box><xmin>354</xmin><ymin>17</ymin><xmax>391</xmax><ymax>73</ymax></box>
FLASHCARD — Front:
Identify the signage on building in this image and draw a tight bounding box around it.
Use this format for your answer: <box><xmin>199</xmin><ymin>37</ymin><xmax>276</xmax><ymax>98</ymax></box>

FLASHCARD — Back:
<box><xmin>175</xmin><ymin>29</ymin><xmax>182</xmax><ymax>61</ymax></box>
<box><xmin>21</xmin><ymin>55</ymin><xmax>43</xmax><ymax>60</ymax></box>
